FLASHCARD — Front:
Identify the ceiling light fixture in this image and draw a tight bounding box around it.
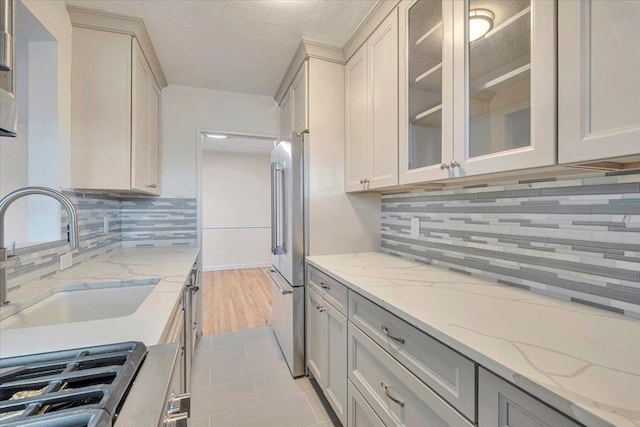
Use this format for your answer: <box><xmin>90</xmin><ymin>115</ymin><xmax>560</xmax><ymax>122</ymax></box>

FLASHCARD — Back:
<box><xmin>469</xmin><ymin>9</ymin><xmax>494</xmax><ymax>42</ymax></box>
<box><xmin>205</xmin><ymin>134</ymin><xmax>229</xmax><ymax>139</ymax></box>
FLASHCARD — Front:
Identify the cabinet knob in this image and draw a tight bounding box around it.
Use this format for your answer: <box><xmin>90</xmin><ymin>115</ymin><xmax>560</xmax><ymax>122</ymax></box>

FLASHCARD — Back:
<box><xmin>147</xmin><ymin>184</ymin><xmax>158</xmax><ymax>188</ymax></box>
<box><xmin>449</xmin><ymin>160</ymin><xmax>460</xmax><ymax>168</ymax></box>
<box><xmin>440</xmin><ymin>163</ymin><xmax>450</xmax><ymax>170</ymax></box>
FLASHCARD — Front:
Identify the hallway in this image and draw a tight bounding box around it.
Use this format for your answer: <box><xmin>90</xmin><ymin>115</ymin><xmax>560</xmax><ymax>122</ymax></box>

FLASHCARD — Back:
<box><xmin>201</xmin><ymin>268</ymin><xmax>272</xmax><ymax>335</ymax></box>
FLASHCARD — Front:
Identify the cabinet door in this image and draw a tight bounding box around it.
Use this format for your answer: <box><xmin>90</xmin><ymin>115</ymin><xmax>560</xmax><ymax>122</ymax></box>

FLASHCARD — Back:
<box><xmin>345</xmin><ymin>46</ymin><xmax>369</xmax><ymax>192</ymax></box>
<box><xmin>131</xmin><ymin>39</ymin><xmax>150</xmax><ymax>192</ymax></box>
<box><xmin>452</xmin><ymin>0</ymin><xmax>556</xmax><ymax>177</ymax></box>
<box><xmin>281</xmin><ymin>90</ymin><xmax>292</xmax><ymax>143</ymax></box>
<box><xmin>325</xmin><ymin>302</ymin><xmax>347</xmax><ymax>426</ymax></box>
<box><xmin>399</xmin><ymin>0</ymin><xmax>454</xmax><ymax>184</ymax></box>
<box><xmin>367</xmin><ymin>8</ymin><xmax>399</xmax><ymax>189</ymax></box>
<box><xmin>146</xmin><ymin>80</ymin><xmax>160</xmax><ymax>194</ymax></box>
<box><xmin>291</xmin><ymin>60</ymin><xmax>309</xmax><ymax>135</ymax></box>
<box><xmin>558</xmin><ymin>1</ymin><xmax>640</xmax><ymax>164</ymax></box>
<box><xmin>71</xmin><ymin>28</ymin><xmax>132</xmax><ymax>191</ymax></box>
<box><xmin>478</xmin><ymin>368</ymin><xmax>581</xmax><ymax>427</ymax></box>
<box><xmin>348</xmin><ymin>380</ymin><xmax>386</xmax><ymax>427</ymax></box>
<box><xmin>307</xmin><ymin>288</ymin><xmax>326</xmax><ymax>387</ymax></box>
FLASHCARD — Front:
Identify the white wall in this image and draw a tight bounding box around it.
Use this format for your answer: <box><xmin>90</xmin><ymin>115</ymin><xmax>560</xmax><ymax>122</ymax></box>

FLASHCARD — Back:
<box><xmin>202</xmin><ymin>150</ymin><xmax>272</xmax><ymax>270</ymax></box>
<box><xmin>0</xmin><ymin>124</ymin><xmax>29</xmax><ymax>246</ymax></box>
<box><xmin>161</xmin><ymin>85</ymin><xmax>280</xmax><ymax>198</ymax></box>
<box><xmin>21</xmin><ymin>0</ymin><xmax>72</xmax><ymax>189</ymax></box>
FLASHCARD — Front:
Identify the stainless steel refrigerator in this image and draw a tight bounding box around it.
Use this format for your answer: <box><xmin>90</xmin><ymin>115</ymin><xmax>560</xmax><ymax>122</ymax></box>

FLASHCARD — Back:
<box><xmin>268</xmin><ymin>132</ymin><xmax>306</xmax><ymax>378</ymax></box>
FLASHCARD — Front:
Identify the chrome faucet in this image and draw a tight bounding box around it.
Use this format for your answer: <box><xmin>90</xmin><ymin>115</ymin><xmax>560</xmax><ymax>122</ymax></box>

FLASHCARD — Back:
<box><xmin>0</xmin><ymin>187</ymin><xmax>80</xmax><ymax>305</ymax></box>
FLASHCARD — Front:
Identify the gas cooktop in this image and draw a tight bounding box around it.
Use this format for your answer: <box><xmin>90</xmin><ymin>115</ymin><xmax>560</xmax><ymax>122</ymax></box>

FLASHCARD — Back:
<box><xmin>0</xmin><ymin>342</ymin><xmax>147</xmax><ymax>427</ymax></box>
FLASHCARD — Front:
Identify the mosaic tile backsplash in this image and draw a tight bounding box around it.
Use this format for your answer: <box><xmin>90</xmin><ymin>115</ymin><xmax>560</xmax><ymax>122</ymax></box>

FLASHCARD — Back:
<box><xmin>7</xmin><ymin>193</ymin><xmax>197</xmax><ymax>287</ymax></box>
<box><xmin>381</xmin><ymin>172</ymin><xmax>640</xmax><ymax>317</ymax></box>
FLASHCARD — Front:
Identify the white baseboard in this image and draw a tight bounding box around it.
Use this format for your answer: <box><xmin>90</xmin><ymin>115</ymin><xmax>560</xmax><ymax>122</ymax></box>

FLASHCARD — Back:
<box><xmin>203</xmin><ymin>262</ymin><xmax>271</xmax><ymax>272</ymax></box>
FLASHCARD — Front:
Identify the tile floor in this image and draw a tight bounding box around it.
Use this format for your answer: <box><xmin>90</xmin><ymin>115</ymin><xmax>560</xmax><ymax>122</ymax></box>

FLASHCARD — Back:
<box><xmin>188</xmin><ymin>327</ymin><xmax>340</xmax><ymax>427</ymax></box>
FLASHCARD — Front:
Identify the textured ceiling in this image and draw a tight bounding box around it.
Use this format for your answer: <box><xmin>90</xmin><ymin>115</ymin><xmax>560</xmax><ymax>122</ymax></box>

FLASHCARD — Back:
<box><xmin>65</xmin><ymin>0</ymin><xmax>378</xmax><ymax>96</ymax></box>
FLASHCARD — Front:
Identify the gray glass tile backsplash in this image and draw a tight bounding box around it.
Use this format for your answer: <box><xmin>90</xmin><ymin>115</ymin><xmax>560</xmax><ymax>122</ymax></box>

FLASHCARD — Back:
<box><xmin>381</xmin><ymin>173</ymin><xmax>640</xmax><ymax>317</ymax></box>
<box><xmin>7</xmin><ymin>192</ymin><xmax>196</xmax><ymax>287</ymax></box>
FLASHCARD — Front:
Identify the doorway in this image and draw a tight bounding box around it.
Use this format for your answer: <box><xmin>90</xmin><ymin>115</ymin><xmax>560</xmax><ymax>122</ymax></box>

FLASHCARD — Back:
<box><xmin>197</xmin><ymin>131</ymin><xmax>277</xmax><ymax>335</ymax></box>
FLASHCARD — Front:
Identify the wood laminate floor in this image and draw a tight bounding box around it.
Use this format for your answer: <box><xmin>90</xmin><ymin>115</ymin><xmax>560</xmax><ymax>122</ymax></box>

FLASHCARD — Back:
<box><xmin>201</xmin><ymin>268</ymin><xmax>272</xmax><ymax>336</ymax></box>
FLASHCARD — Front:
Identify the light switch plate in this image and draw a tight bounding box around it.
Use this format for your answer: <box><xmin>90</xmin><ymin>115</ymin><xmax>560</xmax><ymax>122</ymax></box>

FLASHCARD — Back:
<box><xmin>60</xmin><ymin>253</ymin><xmax>73</xmax><ymax>271</ymax></box>
<box><xmin>411</xmin><ymin>217</ymin><xmax>420</xmax><ymax>238</ymax></box>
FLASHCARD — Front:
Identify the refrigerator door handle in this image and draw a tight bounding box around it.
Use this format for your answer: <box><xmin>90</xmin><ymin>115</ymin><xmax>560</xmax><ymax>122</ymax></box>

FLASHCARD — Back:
<box><xmin>267</xmin><ymin>268</ymin><xmax>293</xmax><ymax>295</ymax></box>
<box><xmin>271</xmin><ymin>162</ymin><xmax>277</xmax><ymax>254</ymax></box>
<box><xmin>272</xmin><ymin>162</ymin><xmax>286</xmax><ymax>255</ymax></box>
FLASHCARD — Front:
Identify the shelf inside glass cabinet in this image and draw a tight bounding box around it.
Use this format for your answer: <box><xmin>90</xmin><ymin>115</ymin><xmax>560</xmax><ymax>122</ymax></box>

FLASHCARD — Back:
<box><xmin>413</xmin><ymin>104</ymin><xmax>442</xmax><ymax>127</ymax></box>
<box><xmin>414</xmin><ymin>63</ymin><xmax>443</xmax><ymax>93</ymax></box>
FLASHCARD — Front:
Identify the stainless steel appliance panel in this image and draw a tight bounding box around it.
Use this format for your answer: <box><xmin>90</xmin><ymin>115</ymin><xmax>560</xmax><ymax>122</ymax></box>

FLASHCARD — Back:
<box><xmin>268</xmin><ymin>268</ymin><xmax>305</xmax><ymax>377</ymax></box>
<box><xmin>270</xmin><ymin>134</ymin><xmax>305</xmax><ymax>288</ymax></box>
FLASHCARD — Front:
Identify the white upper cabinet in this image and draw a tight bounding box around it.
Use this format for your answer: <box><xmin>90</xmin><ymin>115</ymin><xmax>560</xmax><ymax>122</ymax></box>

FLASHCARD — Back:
<box><xmin>452</xmin><ymin>0</ymin><xmax>556</xmax><ymax>177</ymax></box>
<box><xmin>71</xmin><ymin>27</ymin><xmax>161</xmax><ymax>195</ymax></box>
<box><xmin>280</xmin><ymin>89</ymin><xmax>292</xmax><ymax>142</ymax></box>
<box><xmin>346</xmin><ymin>9</ymin><xmax>399</xmax><ymax>192</ymax></box>
<box><xmin>558</xmin><ymin>0</ymin><xmax>640</xmax><ymax>164</ymax></box>
<box><xmin>279</xmin><ymin>60</ymin><xmax>308</xmax><ymax>141</ymax></box>
<box><xmin>291</xmin><ymin>61</ymin><xmax>309</xmax><ymax>135</ymax></box>
<box><xmin>399</xmin><ymin>0</ymin><xmax>556</xmax><ymax>184</ymax></box>
<box><xmin>345</xmin><ymin>46</ymin><xmax>370</xmax><ymax>192</ymax></box>
<box><xmin>399</xmin><ymin>0</ymin><xmax>454</xmax><ymax>184</ymax></box>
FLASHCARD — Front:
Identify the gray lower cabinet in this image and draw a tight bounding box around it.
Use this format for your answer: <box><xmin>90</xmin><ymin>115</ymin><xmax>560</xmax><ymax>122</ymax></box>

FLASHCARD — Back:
<box><xmin>348</xmin><ymin>323</ymin><xmax>473</xmax><ymax>427</ymax></box>
<box><xmin>306</xmin><ymin>286</ymin><xmax>348</xmax><ymax>425</ymax></box>
<box><xmin>349</xmin><ymin>291</ymin><xmax>476</xmax><ymax>421</ymax></box>
<box><xmin>478</xmin><ymin>368</ymin><xmax>582</xmax><ymax>427</ymax></box>
<box><xmin>348</xmin><ymin>380</ymin><xmax>385</xmax><ymax>427</ymax></box>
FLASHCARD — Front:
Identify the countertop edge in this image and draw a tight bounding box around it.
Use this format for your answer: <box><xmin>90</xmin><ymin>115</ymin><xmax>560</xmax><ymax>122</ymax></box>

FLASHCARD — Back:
<box><xmin>305</xmin><ymin>257</ymin><xmax>617</xmax><ymax>427</ymax></box>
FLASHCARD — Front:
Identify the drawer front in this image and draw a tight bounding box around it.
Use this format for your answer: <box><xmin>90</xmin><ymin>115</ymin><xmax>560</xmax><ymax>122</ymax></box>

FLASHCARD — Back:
<box><xmin>349</xmin><ymin>291</ymin><xmax>476</xmax><ymax>421</ymax></box>
<box><xmin>348</xmin><ymin>379</ymin><xmax>385</xmax><ymax>427</ymax></box>
<box><xmin>348</xmin><ymin>322</ymin><xmax>473</xmax><ymax>427</ymax></box>
<box><xmin>478</xmin><ymin>368</ymin><xmax>581</xmax><ymax>427</ymax></box>
<box><xmin>307</xmin><ymin>265</ymin><xmax>348</xmax><ymax>315</ymax></box>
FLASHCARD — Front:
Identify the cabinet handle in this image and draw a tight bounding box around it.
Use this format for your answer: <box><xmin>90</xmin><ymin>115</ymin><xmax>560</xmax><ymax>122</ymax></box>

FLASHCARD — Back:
<box><xmin>320</xmin><ymin>281</ymin><xmax>330</xmax><ymax>290</ymax></box>
<box><xmin>440</xmin><ymin>163</ymin><xmax>450</xmax><ymax>170</ymax></box>
<box><xmin>381</xmin><ymin>382</ymin><xmax>405</xmax><ymax>407</ymax></box>
<box><xmin>381</xmin><ymin>325</ymin><xmax>405</xmax><ymax>344</ymax></box>
<box><xmin>147</xmin><ymin>184</ymin><xmax>158</xmax><ymax>188</ymax></box>
<box><xmin>449</xmin><ymin>160</ymin><xmax>460</xmax><ymax>168</ymax></box>
<box><xmin>316</xmin><ymin>305</ymin><xmax>326</xmax><ymax>312</ymax></box>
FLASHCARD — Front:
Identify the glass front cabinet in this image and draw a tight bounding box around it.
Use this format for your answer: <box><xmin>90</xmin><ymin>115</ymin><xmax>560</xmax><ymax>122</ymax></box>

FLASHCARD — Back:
<box><xmin>399</xmin><ymin>0</ymin><xmax>556</xmax><ymax>184</ymax></box>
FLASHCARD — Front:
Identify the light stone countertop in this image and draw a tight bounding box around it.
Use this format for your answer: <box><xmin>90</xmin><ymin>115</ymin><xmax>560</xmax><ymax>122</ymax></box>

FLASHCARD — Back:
<box><xmin>0</xmin><ymin>246</ymin><xmax>200</xmax><ymax>358</ymax></box>
<box><xmin>306</xmin><ymin>252</ymin><xmax>640</xmax><ymax>427</ymax></box>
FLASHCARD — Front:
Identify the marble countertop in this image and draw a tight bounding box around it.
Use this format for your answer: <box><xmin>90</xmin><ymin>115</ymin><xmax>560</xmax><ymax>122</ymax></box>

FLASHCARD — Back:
<box><xmin>306</xmin><ymin>252</ymin><xmax>640</xmax><ymax>427</ymax></box>
<box><xmin>0</xmin><ymin>246</ymin><xmax>200</xmax><ymax>358</ymax></box>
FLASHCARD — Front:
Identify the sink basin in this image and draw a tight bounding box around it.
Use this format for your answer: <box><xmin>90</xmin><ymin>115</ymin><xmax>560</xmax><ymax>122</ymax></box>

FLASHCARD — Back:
<box><xmin>0</xmin><ymin>279</ymin><xmax>160</xmax><ymax>330</ymax></box>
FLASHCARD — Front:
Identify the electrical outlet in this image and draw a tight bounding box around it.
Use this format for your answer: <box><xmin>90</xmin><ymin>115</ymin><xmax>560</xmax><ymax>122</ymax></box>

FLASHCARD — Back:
<box><xmin>411</xmin><ymin>217</ymin><xmax>420</xmax><ymax>238</ymax></box>
<box><xmin>103</xmin><ymin>216</ymin><xmax>109</xmax><ymax>233</ymax></box>
<box><xmin>60</xmin><ymin>253</ymin><xmax>73</xmax><ymax>271</ymax></box>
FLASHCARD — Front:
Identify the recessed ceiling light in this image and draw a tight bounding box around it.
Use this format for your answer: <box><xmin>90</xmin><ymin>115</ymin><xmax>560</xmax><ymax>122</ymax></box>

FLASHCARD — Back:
<box><xmin>205</xmin><ymin>134</ymin><xmax>229</xmax><ymax>139</ymax></box>
<box><xmin>469</xmin><ymin>9</ymin><xmax>494</xmax><ymax>42</ymax></box>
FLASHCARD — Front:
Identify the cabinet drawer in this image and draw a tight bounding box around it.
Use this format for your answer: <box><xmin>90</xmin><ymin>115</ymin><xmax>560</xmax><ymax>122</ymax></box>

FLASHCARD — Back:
<box><xmin>349</xmin><ymin>292</ymin><xmax>476</xmax><ymax>421</ymax></box>
<box><xmin>348</xmin><ymin>379</ymin><xmax>385</xmax><ymax>427</ymax></box>
<box><xmin>478</xmin><ymin>368</ymin><xmax>581</xmax><ymax>427</ymax></box>
<box><xmin>348</xmin><ymin>323</ymin><xmax>472</xmax><ymax>427</ymax></box>
<box><xmin>307</xmin><ymin>265</ymin><xmax>348</xmax><ymax>315</ymax></box>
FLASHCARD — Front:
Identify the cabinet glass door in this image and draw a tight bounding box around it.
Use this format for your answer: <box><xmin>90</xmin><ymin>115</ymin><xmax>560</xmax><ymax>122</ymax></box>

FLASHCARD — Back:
<box><xmin>407</xmin><ymin>0</ymin><xmax>444</xmax><ymax>171</ymax></box>
<box><xmin>467</xmin><ymin>0</ymin><xmax>531</xmax><ymax>158</ymax></box>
